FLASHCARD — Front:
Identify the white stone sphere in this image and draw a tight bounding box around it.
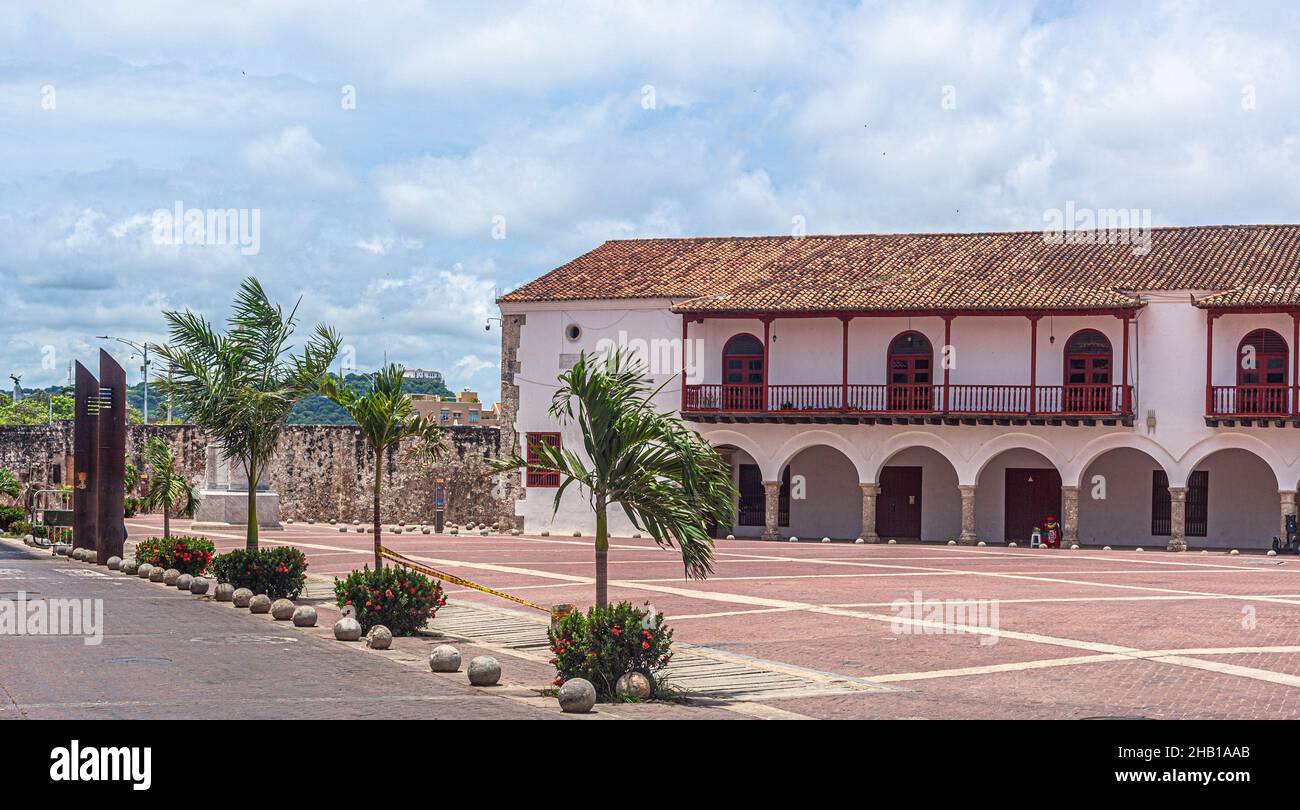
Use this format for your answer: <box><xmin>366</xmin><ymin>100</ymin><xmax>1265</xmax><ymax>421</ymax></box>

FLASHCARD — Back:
<box><xmin>429</xmin><ymin>645</ymin><xmax>462</xmax><ymax>672</ymax></box>
<box><xmin>467</xmin><ymin>656</ymin><xmax>502</xmax><ymax>686</ymax></box>
<box><xmin>557</xmin><ymin>678</ymin><xmax>596</xmax><ymax>713</ymax></box>
<box><xmin>333</xmin><ymin>616</ymin><xmax>363</xmax><ymax>641</ymax></box>
<box><xmin>614</xmin><ymin>671</ymin><xmax>652</xmax><ymax>700</ymax></box>
<box><xmin>365</xmin><ymin>625</ymin><xmax>392</xmax><ymax>649</ymax></box>
<box><xmin>292</xmin><ymin>605</ymin><xmax>317</xmax><ymax>627</ymax></box>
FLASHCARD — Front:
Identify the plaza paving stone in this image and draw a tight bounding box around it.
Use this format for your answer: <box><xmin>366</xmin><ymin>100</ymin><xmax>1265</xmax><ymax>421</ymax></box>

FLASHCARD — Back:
<box><xmin>115</xmin><ymin>516</ymin><xmax>1300</xmax><ymax>718</ymax></box>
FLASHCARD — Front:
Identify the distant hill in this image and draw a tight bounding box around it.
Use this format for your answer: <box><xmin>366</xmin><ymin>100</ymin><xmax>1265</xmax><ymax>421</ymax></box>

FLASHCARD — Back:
<box><xmin>288</xmin><ymin>372</ymin><xmax>454</xmax><ymax>425</ymax></box>
<box><xmin>6</xmin><ymin>373</ymin><xmax>455</xmax><ymax>425</ymax></box>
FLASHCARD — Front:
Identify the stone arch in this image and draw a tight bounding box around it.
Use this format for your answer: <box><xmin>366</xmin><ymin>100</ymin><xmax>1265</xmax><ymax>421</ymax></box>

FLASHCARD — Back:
<box><xmin>1074</xmin><ymin>443</ymin><xmax>1173</xmax><ymax>548</ymax></box>
<box><xmin>771</xmin><ymin>429</ymin><xmax>871</xmax><ymax>484</ymax></box>
<box><xmin>965</xmin><ymin>432</ymin><xmax>1067</xmax><ymax>487</ymax></box>
<box><xmin>1064</xmin><ymin>433</ymin><xmax>1178</xmax><ymax>488</ymax></box>
<box><xmin>864</xmin><ymin>430</ymin><xmax>963</xmax><ymax>484</ymax></box>
<box><xmin>1177</xmin><ymin>433</ymin><xmax>1289</xmax><ymax>490</ymax></box>
<box><xmin>698</xmin><ymin>428</ymin><xmax>776</xmax><ymax>480</ymax></box>
<box><xmin>779</xmin><ymin>440</ymin><xmax>865</xmax><ymax>540</ymax></box>
<box><xmin>1181</xmin><ymin>438</ymin><xmax>1284</xmax><ymax>549</ymax></box>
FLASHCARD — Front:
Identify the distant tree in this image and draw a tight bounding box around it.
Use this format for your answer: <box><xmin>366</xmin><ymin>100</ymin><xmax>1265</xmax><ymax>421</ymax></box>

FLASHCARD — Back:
<box><xmin>0</xmin><ymin>468</ymin><xmax>20</xmax><ymax>502</ymax></box>
<box><xmin>494</xmin><ymin>350</ymin><xmax>737</xmax><ymax>607</ymax></box>
<box><xmin>157</xmin><ymin>277</ymin><xmax>340</xmax><ymax>550</ymax></box>
<box><xmin>140</xmin><ymin>437</ymin><xmax>198</xmax><ymax>538</ymax></box>
<box><xmin>319</xmin><ymin>364</ymin><xmax>443</xmax><ymax>568</ymax></box>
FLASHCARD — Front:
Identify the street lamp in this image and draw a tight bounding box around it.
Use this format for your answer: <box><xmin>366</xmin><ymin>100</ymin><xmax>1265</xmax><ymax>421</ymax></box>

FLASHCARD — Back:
<box><xmin>96</xmin><ymin>335</ymin><xmax>160</xmax><ymax>423</ymax></box>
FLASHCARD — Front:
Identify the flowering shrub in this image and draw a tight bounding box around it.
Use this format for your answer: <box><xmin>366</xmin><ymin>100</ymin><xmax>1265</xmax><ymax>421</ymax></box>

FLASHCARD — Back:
<box><xmin>210</xmin><ymin>546</ymin><xmax>308</xmax><ymax>598</ymax></box>
<box><xmin>133</xmin><ymin>536</ymin><xmax>215</xmax><ymax>576</ymax></box>
<box><xmin>332</xmin><ymin>565</ymin><xmax>445</xmax><ymax>636</ymax></box>
<box><xmin>0</xmin><ymin>505</ymin><xmax>24</xmax><ymax>532</ymax></box>
<box><xmin>549</xmin><ymin>601</ymin><xmax>673</xmax><ymax>700</ymax></box>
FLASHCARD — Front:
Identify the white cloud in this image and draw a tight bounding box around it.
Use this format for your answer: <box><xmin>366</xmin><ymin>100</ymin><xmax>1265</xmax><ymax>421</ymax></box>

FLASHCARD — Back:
<box><xmin>243</xmin><ymin>126</ymin><xmax>349</xmax><ymax>189</ymax></box>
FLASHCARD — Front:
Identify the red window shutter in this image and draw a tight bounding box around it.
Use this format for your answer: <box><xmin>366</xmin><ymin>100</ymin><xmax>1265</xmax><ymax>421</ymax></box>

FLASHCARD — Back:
<box><xmin>525</xmin><ymin>432</ymin><xmax>561</xmax><ymax>487</ymax></box>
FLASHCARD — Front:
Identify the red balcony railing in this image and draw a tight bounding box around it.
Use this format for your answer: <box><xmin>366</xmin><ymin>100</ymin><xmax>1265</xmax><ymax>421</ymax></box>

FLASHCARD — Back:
<box><xmin>684</xmin><ymin>383</ymin><xmax>1133</xmax><ymax>417</ymax></box>
<box><xmin>1207</xmin><ymin>385</ymin><xmax>1294</xmax><ymax>417</ymax></box>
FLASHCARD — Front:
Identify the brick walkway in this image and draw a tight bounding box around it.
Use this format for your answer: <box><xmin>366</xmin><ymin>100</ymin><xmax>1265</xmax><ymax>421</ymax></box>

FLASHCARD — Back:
<box><xmin>119</xmin><ymin>516</ymin><xmax>1300</xmax><ymax>719</ymax></box>
<box><xmin>0</xmin><ymin>539</ymin><xmax>738</xmax><ymax>720</ymax></box>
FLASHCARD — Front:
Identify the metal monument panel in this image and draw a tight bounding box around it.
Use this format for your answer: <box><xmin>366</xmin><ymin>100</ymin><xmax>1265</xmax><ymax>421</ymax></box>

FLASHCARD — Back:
<box><xmin>96</xmin><ymin>349</ymin><xmax>126</xmax><ymax>561</ymax></box>
<box><xmin>72</xmin><ymin>361</ymin><xmax>99</xmax><ymax>550</ymax></box>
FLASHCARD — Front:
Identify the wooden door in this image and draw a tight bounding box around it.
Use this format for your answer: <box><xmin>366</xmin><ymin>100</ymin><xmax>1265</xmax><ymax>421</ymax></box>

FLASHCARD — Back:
<box><xmin>1004</xmin><ymin>468</ymin><xmax>1062</xmax><ymax>543</ymax></box>
<box><xmin>878</xmin><ymin>466</ymin><xmax>923</xmax><ymax>539</ymax></box>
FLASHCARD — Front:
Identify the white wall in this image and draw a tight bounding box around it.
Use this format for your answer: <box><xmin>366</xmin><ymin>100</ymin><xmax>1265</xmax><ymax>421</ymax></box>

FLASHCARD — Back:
<box><xmin>501</xmin><ymin>295</ymin><xmax>1300</xmax><ymax>546</ymax></box>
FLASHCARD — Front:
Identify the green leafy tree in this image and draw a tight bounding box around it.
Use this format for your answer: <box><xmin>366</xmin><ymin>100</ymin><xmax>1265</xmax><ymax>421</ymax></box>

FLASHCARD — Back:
<box><xmin>0</xmin><ymin>394</ymin><xmax>74</xmax><ymax>424</ymax></box>
<box><xmin>494</xmin><ymin>350</ymin><xmax>738</xmax><ymax>607</ymax></box>
<box><xmin>140</xmin><ymin>437</ymin><xmax>198</xmax><ymax>538</ymax></box>
<box><xmin>0</xmin><ymin>468</ymin><xmax>20</xmax><ymax>502</ymax></box>
<box><xmin>157</xmin><ymin>277</ymin><xmax>340</xmax><ymax>550</ymax></box>
<box><xmin>319</xmin><ymin>364</ymin><xmax>443</xmax><ymax>568</ymax></box>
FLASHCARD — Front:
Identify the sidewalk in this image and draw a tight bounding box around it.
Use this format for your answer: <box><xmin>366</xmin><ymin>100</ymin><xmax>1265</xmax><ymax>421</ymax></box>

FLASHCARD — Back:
<box><xmin>0</xmin><ymin>539</ymin><xmax>740</xmax><ymax>720</ymax></box>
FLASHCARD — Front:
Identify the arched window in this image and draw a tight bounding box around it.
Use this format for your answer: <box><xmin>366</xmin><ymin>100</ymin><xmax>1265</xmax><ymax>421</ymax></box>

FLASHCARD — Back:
<box><xmin>1237</xmin><ymin>328</ymin><xmax>1288</xmax><ymax>414</ymax></box>
<box><xmin>1063</xmin><ymin>329</ymin><xmax>1112</xmax><ymax>413</ymax></box>
<box><xmin>722</xmin><ymin>333</ymin><xmax>765</xmax><ymax>410</ymax></box>
<box><xmin>887</xmin><ymin>331</ymin><xmax>933</xmax><ymax>412</ymax></box>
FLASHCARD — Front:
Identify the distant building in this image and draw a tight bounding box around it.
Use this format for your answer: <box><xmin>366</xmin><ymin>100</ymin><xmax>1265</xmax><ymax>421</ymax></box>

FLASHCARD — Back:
<box><xmin>402</xmin><ymin>368</ymin><xmax>444</xmax><ymax>384</ymax></box>
<box><xmin>410</xmin><ymin>388</ymin><xmax>497</xmax><ymax>426</ymax></box>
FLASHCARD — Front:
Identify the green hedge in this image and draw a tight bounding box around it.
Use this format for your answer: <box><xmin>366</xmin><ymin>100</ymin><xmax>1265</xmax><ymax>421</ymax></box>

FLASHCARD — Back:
<box><xmin>133</xmin><ymin>536</ymin><xmax>215</xmax><ymax>576</ymax></box>
<box><xmin>0</xmin><ymin>504</ymin><xmax>23</xmax><ymax>532</ymax></box>
<box><xmin>333</xmin><ymin>565</ymin><xmax>445</xmax><ymax>636</ymax></box>
<box><xmin>549</xmin><ymin>602</ymin><xmax>673</xmax><ymax>699</ymax></box>
<box><xmin>211</xmin><ymin>546</ymin><xmax>308</xmax><ymax>599</ymax></box>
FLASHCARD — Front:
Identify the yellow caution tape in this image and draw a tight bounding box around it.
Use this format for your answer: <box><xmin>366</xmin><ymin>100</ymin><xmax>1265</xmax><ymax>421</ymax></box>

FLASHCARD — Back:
<box><xmin>377</xmin><ymin>545</ymin><xmax>571</xmax><ymax>620</ymax></box>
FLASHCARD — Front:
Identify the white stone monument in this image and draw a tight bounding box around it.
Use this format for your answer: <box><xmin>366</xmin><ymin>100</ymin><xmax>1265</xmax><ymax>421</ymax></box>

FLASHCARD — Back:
<box><xmin>191</xmin><ymin>442</ymin><xmax>282</xmax><ymax>530</ymax></box>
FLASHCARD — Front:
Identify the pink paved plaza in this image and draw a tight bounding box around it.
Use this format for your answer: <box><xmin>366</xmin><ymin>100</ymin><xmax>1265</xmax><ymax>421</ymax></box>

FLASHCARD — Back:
<box><xmin>127</xmin><ymin>515</ymin><xmax>1300</xmax><ymax>719</ymax></box>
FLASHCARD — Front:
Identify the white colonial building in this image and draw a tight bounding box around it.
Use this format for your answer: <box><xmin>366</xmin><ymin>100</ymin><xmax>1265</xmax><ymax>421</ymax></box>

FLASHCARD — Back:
<box><xmin>497</xmin><ymin>226</ymin><xmax>1300</xmax><ymax>551</ymax></box>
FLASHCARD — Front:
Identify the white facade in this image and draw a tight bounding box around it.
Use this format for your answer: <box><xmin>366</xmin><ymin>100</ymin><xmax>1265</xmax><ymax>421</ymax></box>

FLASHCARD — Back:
<box><xmin>499</xmin><ymin>292</ymin><xmax>1300</xmax><ymax>550</ymax></box>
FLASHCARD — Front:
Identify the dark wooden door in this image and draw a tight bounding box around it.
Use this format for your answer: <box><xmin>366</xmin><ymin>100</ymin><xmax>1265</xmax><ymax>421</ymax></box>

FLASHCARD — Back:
<box><xmin>878</xmin><ymin>466</ymin><xmax>923</xmax><ymax>539</ymax></box>
<box><xmin>1004</xmin><ymin>468</ymin><xmax>1062</xmax><ymax>543</ymax></box>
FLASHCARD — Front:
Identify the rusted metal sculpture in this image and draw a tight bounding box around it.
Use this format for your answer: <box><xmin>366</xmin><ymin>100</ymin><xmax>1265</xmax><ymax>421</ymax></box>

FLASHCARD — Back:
<box><xmin>95</xmin><ymin>349</ymin><xmax>126</xmax><ymax>562</ymax></box>
<box><xmin>72</xmin><ymin>361</ymin><xmax>99</xmax><ymax>550</ymax></box>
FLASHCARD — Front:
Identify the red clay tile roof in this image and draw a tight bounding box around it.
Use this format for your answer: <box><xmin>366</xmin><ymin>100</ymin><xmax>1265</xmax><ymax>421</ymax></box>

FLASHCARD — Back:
<box><xmin>498</xmin><ymin>225</ymin><xmax>1300</xmax><ymax>313</ymax></box>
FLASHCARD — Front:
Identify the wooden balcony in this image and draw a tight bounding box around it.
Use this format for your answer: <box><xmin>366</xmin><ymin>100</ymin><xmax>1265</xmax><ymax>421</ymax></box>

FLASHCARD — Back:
<box><xmin>683</xmin><ymin>383</ymin><xmax>1134</xmax><ymax>426</ymax></box>
<box><xmin>1206</xmin><ymin>385</ymin><xmax>1300</xmax><ymax>426</ymax></box>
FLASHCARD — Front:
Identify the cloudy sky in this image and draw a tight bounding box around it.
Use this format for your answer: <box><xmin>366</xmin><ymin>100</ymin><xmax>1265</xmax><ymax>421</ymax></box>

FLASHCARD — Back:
<box><xmin>2</xmin><ymin>0</ymin><xmax>1299</xmax><ymax>403</ymax></box>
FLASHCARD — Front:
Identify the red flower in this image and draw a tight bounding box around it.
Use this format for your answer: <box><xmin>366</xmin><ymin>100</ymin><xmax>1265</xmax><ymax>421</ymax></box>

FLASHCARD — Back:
<box><xmin>641</xmin><ymin>642</ymin><xmax>649</xmax><ymax>649</ymax></box>
<box><xmin>552</xmin><ymin>677</ymin><xmax>565</xmax><ymax>686</ymax></box>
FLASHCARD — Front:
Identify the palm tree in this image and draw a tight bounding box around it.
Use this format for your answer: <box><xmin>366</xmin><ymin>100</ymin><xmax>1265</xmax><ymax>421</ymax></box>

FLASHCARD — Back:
<box><xmin>319</xmin><ymin>363</ymin><xmax>444</xmax><ymax>568</ymax></box>
<box><xmin>139</xmin><ymin>437</ymin><xmax>198</xmax><ymax>538</ymax></box>
<box><xmin>157</xmin><ymin>277</ymin><xmax>339</xmax><ymax>550</ymax></box>
<box><xmin>495</xmin><ymin>350</ymin><xmax>738</xmax><ymax>607</ymax></box>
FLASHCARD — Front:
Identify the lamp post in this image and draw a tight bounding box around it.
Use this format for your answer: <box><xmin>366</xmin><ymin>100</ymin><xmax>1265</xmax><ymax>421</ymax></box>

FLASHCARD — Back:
<box><xmin>96</xmin><ymin>335</ymin><xmax>157</xmax><ymax>423</ymax></box>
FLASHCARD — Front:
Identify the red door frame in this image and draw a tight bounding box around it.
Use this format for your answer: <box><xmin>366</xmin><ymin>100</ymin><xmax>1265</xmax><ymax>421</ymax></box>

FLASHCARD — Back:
<box><xmin>722</xmin><ymin>333</ymin><xmax>765</xmax><ymax>410</ymax></box>
<box><xmin>887</xmin><ymin>330</ymin><xmax>934</xmax><ymax>412</ymax></box>
<box><xmin>1236</xmin><ymin>328</ymin><xmax>1288</xmax><ymax>414</ymax></box>
<box><xmin>1063</xmin><ymin>328</ymin><xmax>1113</xmax><ymax>412</ymax></box>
